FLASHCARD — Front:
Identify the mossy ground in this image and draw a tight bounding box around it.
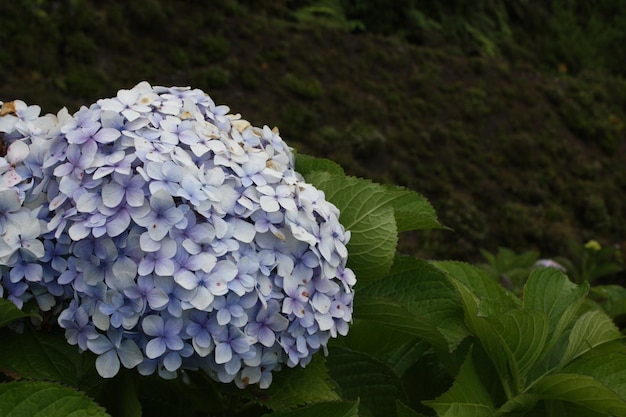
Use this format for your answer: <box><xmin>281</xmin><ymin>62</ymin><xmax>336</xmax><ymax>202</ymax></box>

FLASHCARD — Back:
<box><xmin>2</xmin><ymin>1</ymin><xmax>626</xmax><ymax>263</ymax></box>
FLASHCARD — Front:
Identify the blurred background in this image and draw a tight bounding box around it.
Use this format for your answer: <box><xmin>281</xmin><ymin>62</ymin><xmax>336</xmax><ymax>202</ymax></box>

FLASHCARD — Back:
<box><xmin>2</xmin><ymin>0</ymin><xmax>626</xmax><ymax>268</ymax></box>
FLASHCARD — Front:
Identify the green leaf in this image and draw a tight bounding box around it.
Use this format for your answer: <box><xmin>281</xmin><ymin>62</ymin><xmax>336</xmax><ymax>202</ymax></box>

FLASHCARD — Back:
<box><xmin>491</xmin><ymin>309</ymin><xmax>549</xmax><ymax>380</ymax></box>
<box><xmin>530</xmin><ymin>373</ymin><xmax>626</xmax><ymax>416</ymax></box>
<box><xmin>560</xmin><ymin>309</ymin><xmax>622</xmax><ymax>365</ymax></box>
<box><xmin>263</xmin><ymin>400</ymin><xmax>359</xmax><ymax>417</ymax></box>
<box><xmin>0</xmin><ymin>299</ymin><xmax>38</xmax><ymax>327</ymax></box>
<box><xmin>0</xmin><ymin>380</ymin><xmax>109</xmax><ymax>417</ymax></box>
<box><xmin>295</xmin><ymin>153</ymin><xmax>345</xmax><ymax>176</ymax></box>
<box><xmin>339</xmin><ymin>319</ymin><xmax>429</xmax><ymax>370</ymax></box>
<box><xmin>522</xmin><ymin>268</ymin><xmax>588</xmax><ymax>354</ymax></box>
<box><xmin>361</xmin><ymin>256</ymin><xmax>469</xmax><ymax>350</ymax></box>
<box><xmin>305</xmin><ymin>172</ymin><xmax>398</xmax><ymax>285</ymax></box>
<box><xmin>326</xmin><ymin>346</ymin><xmax>408</xmax><ymax>417</ymax></box>
<box><xmin>590</xmin><ymin>285</ymin><xmax>626</xmax><ymax>318</ymax></box>
<box><xmin>381</xmin><ymin>183</ymin><xmax>444</xmax><ymax>232</ymax></box>
<box><xmin>563</xmin><ymin>352</ymin><xmax>626</xmax><ymax>399</ymax></box>
<box><xmin>387</xmin><ymin>338</ymin><xmax>433</xmax><ymax>377</ymax></box>
<box><xmin>397</xmin><ymin>400</ymin><xmax>428</xmax><ymax>417</ymax></box>
<box><xmin>423</xmin><ymin>349</ymin><xmax>495</xmax><ymax>417</ymax></box>
<box><xmin>429</xmin><ymin>261</ymin><xmax>520</xmax><ymax>310</ymax></box>
<box><xmin>0</xmin><ymin>326</ymin><xmax>92</xmax><ymax>386</ymax></box>
<box><xmin>493</xmin><ymin>394</ymin><xmax>539</xmax><ymax>416</ymax></box>
<box><xmin>429</xmin><ymin>261</ymin><xmax>532</xmax><ymax>393</ymax></box>
<box><xmin>353</xmin><ymin>295</ymin><xmax>449</xmax><ymax>350</ymax></box>
<box><xmin>251</xmin><ymin>355</ymin><xmax>339</xmax><ymax>411</ymax></box>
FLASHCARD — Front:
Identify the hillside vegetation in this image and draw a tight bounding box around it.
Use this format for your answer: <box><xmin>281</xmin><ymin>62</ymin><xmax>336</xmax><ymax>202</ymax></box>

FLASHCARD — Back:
<box><xmin>2</xmin><ymin>0</ymin><xmax>626</xmax><ymax>262</ymax></box>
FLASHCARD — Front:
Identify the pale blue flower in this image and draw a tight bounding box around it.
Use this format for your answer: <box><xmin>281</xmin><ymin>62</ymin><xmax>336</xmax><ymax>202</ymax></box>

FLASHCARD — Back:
<box><xmin>0</xmin><ymin>190</ymin><xmax>21</xmax><ymax>235</ymax></box>
<box><xmin>210</xmin><ymin>324</ymin><xmax>251</xmax><ymax>365</ymax></box>
<box><xmin>186</xmin><ymin>311</ymin><xmax>215</xmax><ymax>357</ymax></box>
<box><xmin>1</xmin><ymin>82</ymin><xmax>355</xmax><ymax>388</ymax></box>
<box><xmin>176</xmin><ymin>175</ymin><xmax>206</xmax><ymax>206</ymax></box>
<box><xmin>246</xmin><ymin>300</ymin><xmax>289</xmax><ymax>347</ymax></box>
<box><xmin>102</xmin><ymin>172</ymin><xmax>146</xmax><ymax>208</ymax></box>
<box><xmin>134</xmin><ymin>189</ymin><xmax>185</xmax><ymax>241</ymax></box>
<box><xmin>53</xmin><ymin>142</ymin><xmax>97</xmax><ymax>179</ymax></box>
<box><xmin>66</xmin><ymin>123</ymin><xmax>121</xmax><ymax>146</ymax></box>
<box><xmin>98</xmin><ymin>291</ymin><xmax>138</xmax><ymax>329</ymax></box>
<box><xmin>279</xmin><ymin>334</ymin><xmax>309</xmax><ymax>367</ymax></box>
<box><xmin>124</xmin><ymin>275</ymin><xmax>169</xmax><ymax>313</ymax></box>
<box><xmin>2</xmin><ymin>278</ymin><xmax>28</xmax><ymax>309</ymax></box>
<box><xmin>137</xmin><ymin>237</ymin><xmax>176</xmax><ymax>276</ymax></box>
<box><xmin>142</xmin><ymin>160</ymin><xmax>184</xmax><ymax>195</ymax></box>
<box><xmin>58</xmin><ymin>301</ymin><xmax>99</xmax><ymax>350</ymax></box>
<box><xmin>214</xmin><ymin>293</ymin><xmax>249</xmax><ymax>327</ymax></box>
<box><xmin>3</xmin><ymin>220</ymin><xmax>44</xmax><ymax>259</ymax></box>
<box><xmin>9</xmin><ymin>255</ymin><xmax>43</xmax><ymax>283</ymax></box>
<box><xmin>153</xmin><ymin>275</ymin><xmax>193</xmax><ymax>318</ymax></box>
<box><xmin>87</xmin><ymin>327</ymin><xmax>143</xmax><ymax>378</ymax></box>
<box><xmin>142</xmin><ymin>315</ymin><xmax>184</xmax><ymax>359</ymax></box>
<box><xmin>257</xmin><ymin>184</ymin><xmax>297</xmax><ymax>212</ymax></box>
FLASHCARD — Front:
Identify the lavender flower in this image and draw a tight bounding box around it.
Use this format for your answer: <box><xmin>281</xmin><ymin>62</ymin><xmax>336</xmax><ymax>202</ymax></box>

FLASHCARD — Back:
<box><xmin>0</xmin><ymin>82</ymin><xmax>355</xmax><ymax>388</ymax></box>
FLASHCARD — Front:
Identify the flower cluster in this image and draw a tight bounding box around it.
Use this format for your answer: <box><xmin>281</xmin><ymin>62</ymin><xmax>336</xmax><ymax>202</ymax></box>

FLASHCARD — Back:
<box><xmin>0</xmin><ymin>82</ymin><xmax>355</xmax><ymax>388</ymax></box>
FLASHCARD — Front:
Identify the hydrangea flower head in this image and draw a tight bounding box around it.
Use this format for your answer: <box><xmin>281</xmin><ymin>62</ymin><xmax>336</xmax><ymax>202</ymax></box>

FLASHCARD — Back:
<box><xmin>0</xmin><ymin>82</ymin><xmax>355</xmax><ymax>388</ymax></box>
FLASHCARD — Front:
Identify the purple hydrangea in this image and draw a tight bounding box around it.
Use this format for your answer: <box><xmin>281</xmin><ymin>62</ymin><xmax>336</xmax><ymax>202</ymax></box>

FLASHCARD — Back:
<box><xmin>0</xmin><ymin>82</ymin><xmax>355</xmax><ymax>388</ymax></box>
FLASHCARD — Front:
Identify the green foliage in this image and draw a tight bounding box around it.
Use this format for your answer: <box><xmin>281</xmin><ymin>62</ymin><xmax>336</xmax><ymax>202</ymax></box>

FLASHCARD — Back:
<box><xmin>303</xmin><ymin>167</ymin><xmax>443</xmax><ymax>286</ymax></box>
<box><xmin>291</xmin><ymin>0</ymin><xmax>365</xmax><ymax>31</ymax></box>
<box><xmin>478</xmin><ymin>246</ymin><xmax>540</xmax><ymax>292</ymax></box>
<box><xmin>423</xmin><ymin>349</ymin><xmax>495</xmax><ymax>417</ymax></box>
<box><xmin>0</xmin><ymin>381</ymin><xmax>109</xmax><ymax>417</ymax></box>
<box><xmin>589</xmin><ymin>285</ymin><xmax>626</xmax><ymax>328</ymax></box>
<box><xmin>427</xmin><ymin>264</ymin><xmax>626</xmax><ymax>415</ymax></box>
<box><xmin>281</xmin><ymin>73</ymin><xmax>324</xmax><ymax>100</ymax></box>
<box><xmin>327</xmin><ymin>347</ymin><xmax>407</xmax><ymax>417</ymax></box>
<box><xmin>0</xmin><ymin>326</ymin><xmax>94</xmax><ymax>386</ymax></box>
<box><xmin>0</xmin><ymin>299</ymin><xmax>39</xmax><ymax>327</ymax></box>
<box><xmin>200</xmin><ymin>34</ymin><xmax>231</xmax><ymax>62</ymax></box>
<box><xmin>250</xmin><ymin>356</ymin><xmax>340</xmax><ymax>411</ymax></box>
<box><xmin>555</xmin><ymin>240</ymin><xmax>624</xmax><ymax>284</ymax></box>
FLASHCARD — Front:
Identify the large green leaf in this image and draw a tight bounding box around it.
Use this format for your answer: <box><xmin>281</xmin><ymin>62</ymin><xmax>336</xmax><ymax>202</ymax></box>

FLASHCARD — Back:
<box><xmin>294</xmin><ymin>153</ymin><xmax>345</xmax><ymax>176</ymax></box>
<box><xmin>338</xmin><ymin>319</ymin><xmax>430</xmax><ymax>374</ymax></box>
<box><xmin>263</xmin><ymin>400</ymin><xmax>359</xmax><ymax>417</ymax></box>
<box><xmin>387</xmin><ymin>338</ymin><xmax>433</xmax><ymax>377</ymax></box>
<box><xmin>560</xmin><ymin>309</ymin><xmax>622</xmax><ymax>365</ymax></box>
<box><xmin>423</xmin><ymin>349</ymin><xmax>495</xmax><ymax>417</ymax></box>
<box><xmin>361</xmin><ymin>256</ymin><xmax>469</xmax><ymax>350</ymax></box>
<box><xmin>438</xmin><ymin>274</ymin><xmax>512</xmax><ymax>381</ymax></box>
<box><xmin>563</xmin><ymin>352</ymin><xmax>626</xmax><ymax>399</ymax></box>
<box><xmin>305</xmin><ymin>172</ymin><xmax>398</xmax><ymax>285</ymax></box>
<box><xmin>431</xmin><ymin>260</ymin><xmax>563</xmax><ymax>395</ymax></box>
<box><xmin>0</xmin><ymin>298</ymin><xmax>38</xmax><ymax>327</ymax></box>
<box><xmin>490</xmin><ymin>309</ymin><xmax>549</xmax><ymax>382</ymax></box>
<box><xmin>493</xmin><ymin>394</ymin><xmax>539</xmax><ymax>416</ymax></box>
<box><xmin>381</xmin><ymin>183</ymin><xmax>443</xmax><ymax>232</ymax></box>
<box><xmin>0</xmin><ymin>326</ymin><xmax>92</xmax><ymax>386</ymax></box>
<box><xmin>0</xmin><ymin>381</ymin><xmax>109</xmax><ymax>417</ymax></box>
<box><xmin>429</xmin><ymin>261</ymin><xmax>520</xmax><ymax>310</ymax></box>
<box><xmin>353</xmin><ymin>295</ymin><xmax>449</xmax><ymax>350</ymax></box>
<box><xmin>250</xmin><ymin>355</ymin><xmax>339</xmax><ymax>411</ymax></box>
<box><xmin>522</xmin><ymin>267</ymin><xmax>588</xmax><ymax>353</ymax></box>
<box><xmin>590</xmin><ymin>285</ymin><xmax>626</xmax><ymax>319</ymax></box>
<box><xmin>326</xmin><ymin>346</ymin><xmax>408</xmax><ymax>417</ymax></box>
<box><xmin>530</xmin><ymin>373</ymin><xmax>626</xmax><ymax>416</ymax></box>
